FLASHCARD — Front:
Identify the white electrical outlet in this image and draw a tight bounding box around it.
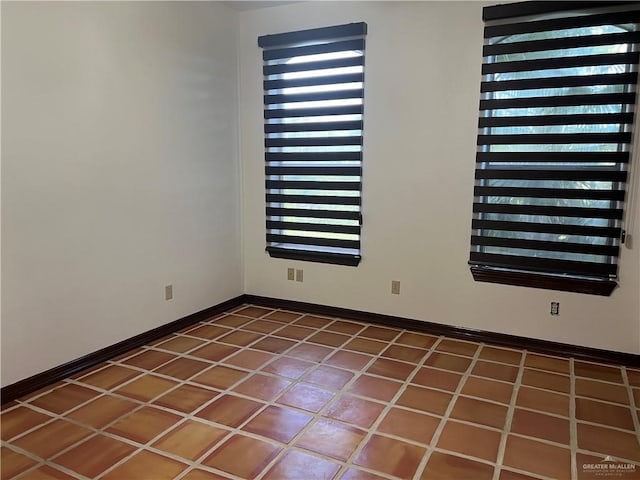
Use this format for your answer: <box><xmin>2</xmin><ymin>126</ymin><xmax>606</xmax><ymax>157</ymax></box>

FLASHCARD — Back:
<box><xmin>287</xmin><ymin>268</ymin><xmax>295</xmax><ymax>281</ymax></box>
<box><xmin>165</xmin><ymin>285</ymin><xmax>173</xmax><ymax>301</ymax></box>
<box><xmin>296</xmin><ymin>269</ymin><xmax>303</xmax><ymax>282</ymax></box>
<box><xmin>391</xmin><ymin>280</ymin><xmax>400</xmax><ymax>295</ymax></box>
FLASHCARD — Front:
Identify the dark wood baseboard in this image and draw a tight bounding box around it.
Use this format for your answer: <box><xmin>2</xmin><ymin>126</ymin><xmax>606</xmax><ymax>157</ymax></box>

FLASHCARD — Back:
<box><xmin>0</xmin><ymin>295</ymin><xmax>247</xmax><ymax>405</ymax></box>
<box><xmin>4</xmin><ymin>293</ymin><xmax>638</xmax><ymax>405</ymax></box>
<box><xmin>245</xmin><ymin>295</ymin><xmax>640</xmax><ymax>368</ymax></box>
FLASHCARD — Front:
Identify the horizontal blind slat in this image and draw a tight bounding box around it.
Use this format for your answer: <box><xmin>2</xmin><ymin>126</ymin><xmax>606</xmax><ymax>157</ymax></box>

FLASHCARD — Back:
<box><xmin>471</xmin><ymin>219</ymin><xmax>622</xmax><ymax>238</ymax></box>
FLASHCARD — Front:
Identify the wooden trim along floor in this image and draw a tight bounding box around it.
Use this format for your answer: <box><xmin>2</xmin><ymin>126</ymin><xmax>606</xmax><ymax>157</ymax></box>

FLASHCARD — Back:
<box><xmin>2</xmin><ymin>293</ymin><xmax>638</xmax><ymax>404</ymax></box>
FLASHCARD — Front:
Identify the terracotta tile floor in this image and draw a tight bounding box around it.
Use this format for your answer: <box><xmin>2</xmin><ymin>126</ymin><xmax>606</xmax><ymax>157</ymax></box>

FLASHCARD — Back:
<box><xmin>2</xmin><ymin>304</ymin><xmax>640</xmax><ymax>480</ymax></box>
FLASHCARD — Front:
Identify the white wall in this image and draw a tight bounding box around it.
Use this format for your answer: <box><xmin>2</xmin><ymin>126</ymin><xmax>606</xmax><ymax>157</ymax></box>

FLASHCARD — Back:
<box><xmin>238</xmin><ymin>1</ymin><xmax>640</xmax><ymax>354</ymax></box>
<box><xmin>1</xmin><ymin>1</ymin><xmax>242</xmax><ymax>386</ymax></box>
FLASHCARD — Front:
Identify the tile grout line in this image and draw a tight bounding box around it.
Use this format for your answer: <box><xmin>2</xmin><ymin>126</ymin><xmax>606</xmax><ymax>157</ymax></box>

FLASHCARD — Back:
<box><xmin>491</xmin><ymin>346</ymin><xmax>527</xmax><ymax>480</ymax></box>
<box><xmin>570</xmin><ymin>357</ymin><xmax>579</xmax><ymax>480</ymax></box>
<box><xmin>411</xmin><ymin>339</ymin><xmax>488</xmax><ymax>480</ymax></box>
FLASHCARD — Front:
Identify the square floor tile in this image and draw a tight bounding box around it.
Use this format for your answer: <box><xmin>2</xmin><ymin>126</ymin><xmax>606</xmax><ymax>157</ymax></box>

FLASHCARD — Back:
<box><xmin>153</xmin><ymin>384</ymin><xmax>217</xmax><ymax>414</ymax></box>
<box><xmin>436</xmin><ymin>339</ymin><xmax>479</xmax><ymax>357</ymax></box>
<box><xmin>461</xmin><ymin>376</ymin><xmax>513</xmax><ymax>404</ymax></box>
<box><xmin>186</xmin><ymin>325</ymin><xmax>231</xmax><ymax>340</ymax></box>
<box><xmin>67</xmin><ymin>395</ymin><xmax>137</xmax><ymax>429</ymax></box>
<box><xmin>192</xmin><ymin>365</ymin><xmax>248</xmax><ymax>390</ymax></box>
<box><xmin>262</xmin><ymin>449</ymin><xmax>341</xmax><ymax>480</ymax></box>
<box><xmin>15</xmin><ymin>465</ymin><xmax>78</xmax><ymax>480</ymax></box>
<box><xmin>354</xmin><ymin>434</ymin><xmax>426</xmax><ymax>479</ymax></box>
<box><xmin>472</xmin><ymin>361</ymin><xmax>519</xmax><ymax>383</ymax></box>
<box><xmin>478</xmin><ymin>346</ymin><xmax>522</xmax><ymax>365</ymax></box>
<box><xmin>296</xmin><ymin>418</ymin><xmax>365</xmax><ymax>462</ymax></box>
<box><xmin>235</xmin><ymin>306</ymin><xmax>273</xmax><ymax>318</ymax></box>
<box><xmin>203</xmin><ymin>434</ymin><xmax>281</xmax><ymax>478</ymax></box>
<box><xmin>577</xmin><ymin>423</ymin><xmax>640</xmax><ymax>462</ymax></box>
<box><xmin>340</xmin><ymin>468</ymin><xmax>387</xmax><ymax>480</ymax></box>
<box><xmin>122</xmin><ymin>350</ymin><xmax>176</xmax><ymax>370</ymax></box>
<box><xmin>510</xmin><ymin>408</ymin><xmax>570</xmax><ymax>444</ymax></box>
<box><xmin>396</xmin><ymin>385</ymin><xmax>453</xmax><ymax>416</ymax></box>
<box><xmin>524</xmin><ymin>353</ymin><xmax>569</xmax><ymax>374</ymax></box>
<box><xmin>575</xmin><ymin>378</ymin><xmax>629</xmax><ymax>405</ymax></box>
<box><xmin>521</xmin><ymin>369</ymin><xmax>570</xmax><ymax>394</ymax></box>
<box><xmin>264</xmin><ymin>310</ymin><xmax>302</xmax><ymax>323</ymax></box>
<box><xmin>78</xmin><ymin>365</ymin><xmax>141</xmax><ymax>390</ymax></box>
<box><xmin>503</xmin><ymin>435</ymin><xmax>571</xmax><ymax>479</ymax></box>
<box><xmin>101</xmin><ymin>450</ymin><xmax>187</xmax><ymax>480</ymax></box>
<box><xmin>376</xmin><ymin>407</ymin><xmax>440</xmax><ymax>444</ymax></box>
<box><xmin>325</xmin><ymin>320</ymin><xmax>364</xmax><ymax>335</ymax></box>
<box><xmin>29</xmin><ymin>384</ymin><xmax>100</xmax><ymax>415</ymax></box>
<box><xmin>1</xmin><ymin>447</ymin><xmax>39</xmax><ymax>480</ymax></box>
<box><xmin>437</xmin><ymin>420</ymin><xmax>501</xmax><ymax>462</ymax></box>
<box><xmin>1</xmin><ymin>407</ymin><xmax>53</xmax><ymax>441</ymax></box>
<box><xmin>348</xmin><ymin>374</ymin><xmax>402</xmax><ymax>402</ymax></box>
<box><xmin>359</xmin><ymin>326</ymin><xmax>399</xmax><ymax>342</ymax></box>
<box><xmin>295</xmin><ymin>315</ymin><xmax>333</xmax><ymax>329</ymax></box>
<box><xmin>325</xmin><ymin>394</ymin><xmax>385</xmax><ymax>429</ymax></box>
<box><xmin>326</xmin><ymin>351</ymin><xmax>372</xmax><ymax>371</ymax></box>
<box><xmin>381</xmin><ymin>344</ymin><xmax>428</xmax><ymax>364</ymax></box>
<box><xmin>180</xmin><ymin>469</ymin><xmax>233</xmax><ymax>480</ymax></box>
<box><xmin>13</xmin><ymin>419</ymin><xmax>92</xmax><ymax>459</ymax></box>
<box><xmin>575</xmin><ymin>361</ymin><xmax>623</xmax><ymax>384</ymax></box>
<box><xmin>575</xmin><ymin>397</ymin><xmax>635</xmax><ymax>431</ymax></box>
<box><xmin>307</xmin><ymin>331</ymin><xmax>350</xmax><ymax>348</ymax></box>
<box><xmin>243</xmin><ymin>319</ymin><xmax>284</xmax><ymax>334</ymax></box>
<box><xmin>190</xmin><ymin>343</ymin><xmax>240</xmax><ymax>363</ymax></box>
<box><xmin>420</xmin><ymin>452</ymin><xmax>494</xmax><ymax>480</ymax></box>
<box><xmin>344</xmin><ymin>338</ymin><xmax>387</xmax><ymax>356</ymax></box>
<box><xmin>450</xmin><ymin>396</ymin><xmax>508</xmax><ymax>429</ymax></box>
<box><xmin>53</xmin><ymin>435</ymin><xmax>136</xmax><ymax>478</ymax></box>
<box><xmin>155</xmin><ymin>335</ymin><xmax>205</xmax><ymax>353</ymax></box>
<box><xmin>424</xmin><ymin>352</ymin><xmax>472</xmax><ymax>373</ymax></box>
<box><xmin>196</xmin><ymin>394</ymin><xmax>264</xmax><ymax>428</ymax></box>
<box><xmin>395</xmin><ymin>332</ymin><xmax>437</xmax><ymax>349</ymax></box>
<box><xmin>272</xmin><ymin>325</ymin><xmax>315</xmax><ymax>341</ymax></box>
<box><xmin>243</xmin><ymin>405</ymin><xmax>313</xmax><ymax>443</ymax></box>
<box><xmin>287</xmin><ymin>343</ymin><xmax>333</xmax><ymax>362</ymax></box>
<box><xmin>106</xmin><ymin>406</ymin><xmax>181</xmax><ymax>444</ymax></box>
<box><xmin>114</xmin><ymin>374</ymin><xmax>178</xmax><ymax>402</ymax></box>
<box><xmin>411</xmin><ymin>367</ymin><xmax>462</xmax><ymax>392</ymax></box>
<box><xmin>217</xmin><ymin>330</ymin><xmax>262</xmax><ymax>347</ymax></box>
<box><xmin>232</xmin><ymin>373</ymin><xmax>291</xmax><ymax>401</ymax></box>
<box><xmin>153</xmin><ymin>419</ymin><xmax>229</xmax><ymax>460</ymax></box>
<box><xmin>153</xmin><ymin>357</ymin><xmax>210</xmax><ymax>380</ymax></box>
<box><xmin>626</xmin><ymin>369</ymin><xmax>640</xmax><ymax>387</ymax></box>
<box><xmin>367</xmin><ymin>358</ymin><xmax>414</xmax><ymax>381</ymax></box>
<box><xmin>303</xmin><ymin>365</ymin><xmax>354</xmax><ymax>389</ymax></box>
<box><xmin>277</xmin><ymin>383</ymin><xmax>335</xmax><ymax>413</ymax></box>
<box><xmin>516</xmin><ymin>386</ymin><xmax>569</xmax><ymax>417</ymax></box>
<box><xmin>215</xmin><ymin>314</ymin><xmax>253</xmax><ymax>328</ymax></box>
<box><xmin>498</xmin><ymin>469</ymin><xmax>541</xmax><ymax>480</ymax></box>
<box><xmin>252</xmin><ymin>337</ymin><xmax>297</xmax><ymax>354</ymax></box>
<box><xmin>263</xmin><ymin>357</ymin><xmax>314</xmax><ymax>380</ymax></box>
<box><xmin>223</xmin><ymin>350</ymin><xmax>275</xmax><ymax>370</ymax></box>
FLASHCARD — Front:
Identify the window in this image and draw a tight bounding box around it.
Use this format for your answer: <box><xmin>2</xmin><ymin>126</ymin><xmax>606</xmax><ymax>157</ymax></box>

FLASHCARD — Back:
<box><xmin>469</xmin><ymin>2</ymin><xmax>640</xmax><ymax>295</ymax></box>
<box><xmin>258</xmin><ymin>23</ymin><xmax>367</xmax><ymax>266</ymax></box>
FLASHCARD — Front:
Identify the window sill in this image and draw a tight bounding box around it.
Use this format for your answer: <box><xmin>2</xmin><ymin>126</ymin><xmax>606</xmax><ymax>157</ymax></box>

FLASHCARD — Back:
<box><xmin>267</xmin><ymin>247</ymin><xmax>361</xmax><ymax>267</ymax></box>
<box><xmin>470</xmin><ymin>266</ymin><xmax>617</xmax><ymax>296</ymax></box>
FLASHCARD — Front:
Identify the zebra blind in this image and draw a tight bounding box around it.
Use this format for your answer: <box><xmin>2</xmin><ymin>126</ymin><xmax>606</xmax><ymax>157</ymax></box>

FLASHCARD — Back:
<box><xmin>258</xmin><ymin>22</ymin><xmax>367</xmax><ymax>266</ymax></box>
<box><xmin>470</xmin><ymin>2</ymin><xmax>640</xmax><ymax>295</ymax></box>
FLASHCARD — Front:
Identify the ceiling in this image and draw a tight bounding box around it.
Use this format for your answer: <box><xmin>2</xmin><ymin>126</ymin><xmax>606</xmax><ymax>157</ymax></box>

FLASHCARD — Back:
<box><xmin>221</xmin><ymin>1</ymin><xmax>300</xmax><ymax>11</ymax></box>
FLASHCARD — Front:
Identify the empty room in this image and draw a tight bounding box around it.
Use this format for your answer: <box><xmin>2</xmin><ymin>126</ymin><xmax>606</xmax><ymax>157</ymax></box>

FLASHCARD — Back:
<box><xmin>2</xmin><ymin>1</ymin><xmax>639</xmax><ymax>479</ymax></box>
